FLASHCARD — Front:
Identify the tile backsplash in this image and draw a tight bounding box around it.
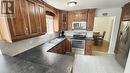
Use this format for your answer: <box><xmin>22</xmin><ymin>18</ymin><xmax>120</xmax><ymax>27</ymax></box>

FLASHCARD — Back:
<box><xmin>65</xmin><ymin>30</ymin><xmax>93</xmax><ymax>38</ymax></box>
<box><xmin>0</xmin><ymin>33</ymin><xmax>58</xmax><ymax>56</ymax></box>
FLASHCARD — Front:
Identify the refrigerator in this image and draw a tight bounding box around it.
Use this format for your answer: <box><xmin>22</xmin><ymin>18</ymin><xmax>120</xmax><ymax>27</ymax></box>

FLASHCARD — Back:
<box><xmin>115</xmin><ymin>21</ymin><xmax>130</xmax><ymax>68</ymax></box>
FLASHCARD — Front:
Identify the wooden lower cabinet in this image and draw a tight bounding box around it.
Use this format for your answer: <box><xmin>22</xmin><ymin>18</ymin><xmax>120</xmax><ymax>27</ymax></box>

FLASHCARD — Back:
<box><xmin>48</xmin><ymin>38</ymin><xmax>72</xmax><ymax>54</ymax></box>
<box><xmin>48</xmin><ymin>39</ymin><xmax>66</xmax><ymax>54</ymax></box>
<box><xmin>85</xmin><ymin>40</ymin><xmax>93</xmax><ymax>55</ymax></box>
<box><xmin>65</xmin><ymin>38</ymin><xmax>72</xmax><ymax>52</ymax></box>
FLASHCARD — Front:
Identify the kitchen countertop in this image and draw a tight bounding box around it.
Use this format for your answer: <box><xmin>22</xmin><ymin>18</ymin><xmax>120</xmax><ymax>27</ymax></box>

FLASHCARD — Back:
<box><xmin>73</xmin><ymin>55</ymin><xmax>124</xmax><ymax>73</ymax></box>
<box><xmin>0</xmin><ymin>37</ymin><xmax>74</xmax><ymax>73</ymax></box>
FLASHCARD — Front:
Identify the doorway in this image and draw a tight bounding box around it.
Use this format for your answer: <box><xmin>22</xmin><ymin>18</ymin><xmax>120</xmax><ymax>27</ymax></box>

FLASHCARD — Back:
<box><xmin>92</xmin><ymin>16</ymin><xmax>115</xmax><ymax>54</ymax></box>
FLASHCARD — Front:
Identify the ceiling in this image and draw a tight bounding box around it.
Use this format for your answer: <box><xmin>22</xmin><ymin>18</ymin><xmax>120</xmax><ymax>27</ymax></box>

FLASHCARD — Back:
<box><xmin>44</xmin><ymin>0</ymin><xmax>130</xmax><ymax>11</ymax></box>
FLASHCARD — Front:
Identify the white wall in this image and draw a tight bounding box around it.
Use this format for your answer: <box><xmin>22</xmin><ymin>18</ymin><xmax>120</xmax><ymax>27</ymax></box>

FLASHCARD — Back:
<box><xmin>0</xmin><ymin>33</ymin><xmax>58</xmax><ymax>56</ymax></box>
<box><xmin>96</xmin><ymin>8</ymin><xmax>122</xmax><ymax>54</ymax></box>
<box><xmin>93</xmin><ymin>17</ymin><xmax>115</xmax><ymax>42</ymax></box>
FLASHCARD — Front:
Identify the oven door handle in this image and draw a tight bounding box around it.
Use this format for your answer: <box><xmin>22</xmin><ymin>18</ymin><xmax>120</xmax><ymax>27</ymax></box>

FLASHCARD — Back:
<box><xmin>72</xmin><ymin>39</ymin><xmax>85</xmax><ymax>42</ymax></box>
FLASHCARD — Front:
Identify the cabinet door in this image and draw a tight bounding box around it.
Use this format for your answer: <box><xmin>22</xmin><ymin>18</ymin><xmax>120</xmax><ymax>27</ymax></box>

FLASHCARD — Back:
<box><xmin>122</xmin><ymin>3</ymin><xmax>130</xmax><ymax>21</ymax></box>
<box><xmin>26</xmin><ymin>0</ymin><xmax>39</xmax><ymax>36</ymax></box>
<box><xmin>8</xmin><ymin>0</ymin><xmax>28</xmax><ymax>41</ymax></box>
<box><xmin>66</xmin><ymin>39</ymin><xmax>72</xmax><ymax>52</ymax></box>
<box><xmin>61</xmin><ymin>40</ymin><xmax>66</xmax><ymax>54</ymax></box>
<box><xmin>59</xmin><ymin>11</ymin><xmax>68</xmax><ymax>31</ymax></box>
<box><xmin>74</xmin><ymin>10</ymin><xmax>87</xmax><ymax>21</ymax></box>
<box><xmin>85</xmin><ymin>40</ymin><xmax>92</xmax><ymax>55</ymax></box>
<box><xmin>87</xmin><ymin>9</ymin><xmax>96</xmax><ymax>31</ymax></box>
<box><xmin>37</xmin><ymin>4</ymin><xmax>47</xmax><ymax>34</ymax></box>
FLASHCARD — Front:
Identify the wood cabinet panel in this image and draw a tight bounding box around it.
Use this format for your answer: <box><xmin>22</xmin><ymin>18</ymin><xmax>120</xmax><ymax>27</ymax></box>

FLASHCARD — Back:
<box><xmin>48</xmin><ymin>39</ymin><xmax>66</xmax><ymax>54</ymax></box>
<box><xmin>122</xmin><ymin>2</ymin><xmax>130</xmax><ymax>21</ymax></box>
<box><xmin>67</xmin><ymin>9</ymin><xmax>96</xmax><ymax>31</ymax></box>
<box><xmin>37</xmin><ymin>4</ymin><xmax>47</xmax><ymax>34</ymax></box>
<box><xmin>2</xmin><ymin>0</ymin><xmax>48</xmax><ymax>42</ymax></box>
<box><xmin>8</xmin><ymin>0</ymin><xmax>28</xmax><ymax>41</ymax></box>
<box><xmin>26</xmin><ymin>0</ymin><xmax>39</xmax><ymax>36</ymax></box>
<box><xmin>73</xmin><ymin>10</ymin><xmax>88</xmax><ymax>21</ymax></box>
<box><xmin>65</xmin><ymin>39</ymin><xmax>72</xmax><ymax>52</ymax></box>
<box><xmin>68</xmin><ymin>12</ymin><xmax>74</xmax><ymax>30</ymax></box>
<box><xmin>59</xmin><ymin>11</ymin><xmax>68</xmax><ymax>31</ymax></box>
<box><xmin>87</xmin><ymin>9</ymin><xmax>96</xmax><ymax>31</ymax></box>
<box><xmin>85</xmin><ymin>40</ymin><xmax>93</xmax><ymax>55</ymax></box>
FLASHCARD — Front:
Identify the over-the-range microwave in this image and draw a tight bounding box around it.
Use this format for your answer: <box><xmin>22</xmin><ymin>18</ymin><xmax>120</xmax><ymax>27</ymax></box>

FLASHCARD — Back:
<box><xmin>72</xmin><ymin>21</ymin><xmax>87</xmax><ymax>30</ymax></box>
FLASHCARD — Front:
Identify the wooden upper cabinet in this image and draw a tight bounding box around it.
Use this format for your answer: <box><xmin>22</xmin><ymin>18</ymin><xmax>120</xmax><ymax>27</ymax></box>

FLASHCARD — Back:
<box><xmin>7</xmin><ymin>0</ymin><xmax>29</xmax><ymax>41</ymax></box>
<box><xmin>26</xmin><ymin>0</ymin><xmax>39</xmax><ymax>36</ymax></box>
<box><xmin>36</xmin><ymin>4</ymin><xmax>47</xmax><ymax>35</ymax></box>
<box><xmin>68</xmin><ymin>11</ymin><xmax>74</xmax><ymax>30</ymax></box>
<box><xmin>87</xmin><ymin>9</ymin><xmax>96</xmax><ymax>31</ymax></box>
<box><xmin>73</xmin><ymin>10</ymin><xmax>88</xmax><ymax>21</ymax></box>
<box><xmin>67</xmin><ymin>9</ymin><xmax>88</xmax><ymax>30</ymax></box>
<box><xmin>0</xmin><ymin>0</ymin><xmax>47</xmax><ymax>42</ymax></box>
<box><xmin>59</xmin><ymin>11</ymin><xmax>68</xmax><ymax>31</ymax></box>
<box><xmin>67</xmin><ymin>9</ymin><xmax>96</xmax><ymax>31</ymax></box>
<box><xmin>122</xmin><ymin>2</ymin><xmax>130</xmax><ymax>21</ymax></box>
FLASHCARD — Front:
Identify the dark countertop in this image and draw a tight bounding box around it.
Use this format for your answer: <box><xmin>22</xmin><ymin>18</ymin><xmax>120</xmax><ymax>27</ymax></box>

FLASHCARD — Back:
<box><xmin>0</xmin><ymin>38</ymin><xmax>74</xmax><ymax>73</ymax></box>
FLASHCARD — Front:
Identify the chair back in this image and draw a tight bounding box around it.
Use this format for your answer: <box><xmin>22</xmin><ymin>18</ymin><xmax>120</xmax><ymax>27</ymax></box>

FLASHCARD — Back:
<box><xmin>102</xmin><ymin>31</ymin><xmax>106</xmax><ymax>38</ymax></box>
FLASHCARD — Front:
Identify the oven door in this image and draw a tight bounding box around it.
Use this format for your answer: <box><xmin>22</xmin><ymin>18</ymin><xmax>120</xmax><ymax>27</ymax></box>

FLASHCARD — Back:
<box><xmin>72</xmin><ymin>39</ymin><xmax>85</xmax><ymax>49</ymax></box>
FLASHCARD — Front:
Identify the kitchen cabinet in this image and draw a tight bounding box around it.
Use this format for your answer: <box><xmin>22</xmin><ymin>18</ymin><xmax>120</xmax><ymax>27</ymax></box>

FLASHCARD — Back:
<box><xmin>87</xmin><ymin>9</ymin><xmax>96</xmax><ymax>31</ymax></box>
<box><xmin>36</xmin><ymin>3</ymin><xmax>47</xmax><ymax>35</ymax></box>
<box><xmin>73</xmin><ymin>10</ymin><xmax>88</xmax><ymax>21</ymax></box>
<box><xmin>85</xmin><ymin>40</ymin><xmax>93</xmax><ymax>55</ymax></box>
<box><xmin>26</xmin><ymin>0</ymin><xmax>39</xmax><ymax>36</ymax></box>
<box><xmin>67</xmin><ymin>9</ymin><xmax>88</xmax><ymax>30</ymax></box>
<box><xmin>26</xmin><ymin>0</ymin><xmax>47</xmax><ymax>36</ymax></box>
<box><xmin>59</xmin><ymin>11</ymin><xmax>68</xmax><ymax>31</ymax></box>
<box><xmin>67</xmin><ymin>9</ymin><xmax>96</xmax><ymax>30</ymax></box>
<box><xmin>68</xmin><ymin>11</ymin><xmax>74</xmax><ymax>30</ymax></box>
<box><xmin>65</xmin><ymin>39</ymin><xmax>72</xmax><ymax>52</ymax></box>
<box><xmin>0</xmin><ymin>0</ymin><xmax>47</xmax><ymax>42</ymax></box>
<box><xmin>122</xmin><ymin>2</ymin><xmax>130</xmax><ymax>21</ymax></box>
<box><xmin>7</xmin><ymin>0</ymin><xmax>29</xmax><ymax>41</ymax></box>
<box><xmin>48</xmin><ymin>39</ymin><xmax>66</xmax><ymax>54</ymax></box>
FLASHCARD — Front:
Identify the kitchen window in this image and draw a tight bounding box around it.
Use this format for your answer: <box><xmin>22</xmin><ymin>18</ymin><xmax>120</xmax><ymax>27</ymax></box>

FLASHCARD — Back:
<box><xmin>46</xmin><ymin>15</ymin><xmax>54</xmax><ymax>34</ymax></box>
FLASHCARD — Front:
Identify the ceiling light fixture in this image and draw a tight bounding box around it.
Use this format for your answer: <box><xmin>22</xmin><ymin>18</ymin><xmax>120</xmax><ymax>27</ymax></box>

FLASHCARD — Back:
<box><xmin>67</xmin><ymin>1</ymin><xmax>77</xmax><ymax>7</ymax></box>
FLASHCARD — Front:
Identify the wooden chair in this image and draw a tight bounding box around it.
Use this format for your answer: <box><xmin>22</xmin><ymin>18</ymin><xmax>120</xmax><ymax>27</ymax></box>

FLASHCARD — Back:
<box><xmin>93</xmin><ymin>32</ymin><xmax>100</xmax><ymax>45</ymax></box>
<box><xmin>97</xmin><ymin>31</ymin><xmax>106</xmax><ymax>45</ymax></box>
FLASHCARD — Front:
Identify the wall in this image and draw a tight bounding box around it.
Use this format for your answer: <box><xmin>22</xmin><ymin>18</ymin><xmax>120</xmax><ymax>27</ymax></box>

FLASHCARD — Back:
<box><xmin>96</xmin><ymin>8</ymin><xmax>122</xmax><ymax>54</ymax></box>
<box><xmin>0</xmin><ymin>32</ymin><xmax>1</xmax><ymax>40</ymax></box>
<box><xmin>0</xmin><ymin>33</ymin><xmax>58</xmax><ymax>56</ymax></box>
<box><xmin>93</xmin><ymin>16</ymin><xmax>115</xmax><ymax>42</ymax></box>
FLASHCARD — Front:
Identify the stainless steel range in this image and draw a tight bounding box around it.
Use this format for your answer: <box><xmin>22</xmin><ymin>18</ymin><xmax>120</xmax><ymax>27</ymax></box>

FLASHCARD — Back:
<box><xmin>71</xmin><ymin>34</ymin><xmax>86</xmax><ymax>54</ymax></box>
